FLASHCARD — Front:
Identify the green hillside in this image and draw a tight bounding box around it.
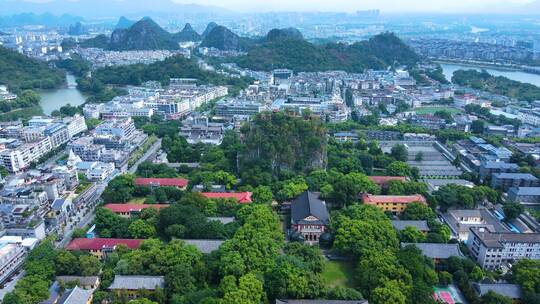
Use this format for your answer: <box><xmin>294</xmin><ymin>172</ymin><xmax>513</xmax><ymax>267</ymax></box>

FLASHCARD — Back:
<box><xmin>235</xmin><ymin>32</ymin><xmax>419</xmax><ymax>72</ymax></box>
<box><xmin>0</xmin><ymin>46</ymin><xmax>65</xmax><ymax>92</ymax></box>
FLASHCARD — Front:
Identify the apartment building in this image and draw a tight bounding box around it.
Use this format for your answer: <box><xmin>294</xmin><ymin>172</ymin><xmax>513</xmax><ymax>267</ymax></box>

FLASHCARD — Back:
<box><xmin>468</xmin><ymin>227</ymin><xmax>540</xmax><ymax>269</ymax></box>
<box><xmin>95</xmin><ymin>118</ymin><xmax>136</xmax><ymax>141</ymax></box>
<box><xmin>507</xmin><ymin>187</ymin><xmax>540</xmax><ymax>207</ymax></box>
<box><xmin>0</xmin><ymin>243</ymin><xmax>26</xmax><ymax>284</ymax></box>
<box><xmin>0</xmin><ymin>137</ymin><xmax>53</xmax><ymax>172</ymax></box>
<box><xmin>361</xmin><ymin>193</ymin><xmax>427</xmax><ymax>215</ymax></box>
<box><xmin>479</xmin><ymin>162</ymin><xmax>519</xmax><ymax>180</ymax></box>
<box><xmin>63</xmin><ymin>114</ymin><xmax>88</xmax><ymax>137</ymax></box>
<box><xmin>44</xmin><ymin>123</ymin><xmax>70</xmax><ymax>148</ymax></box>
<box><xmin>491</xmin><ymin>173</ymin><xmax>540</xmax><ymax>191</ymax></box>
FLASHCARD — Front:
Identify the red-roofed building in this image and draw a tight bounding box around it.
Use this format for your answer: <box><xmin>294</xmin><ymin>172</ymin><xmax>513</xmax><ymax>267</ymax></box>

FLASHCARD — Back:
<box><xmin>201</xmin><ymin>192</ymin><xmax>253</xmax><ymax>204</ymax></box>
<box><xmin>135</xmin><ymin>178</ymin><xmax>188</xmax><ymax>190</ymax></box>
<box><xmin>361</xmin><ymin>193</ymin><xmax>427</xmax><ymax>215</ymax></box>
<box><xmin>368</xmin><ymin>176</ymin><xmax>408</xmax><ymax>187</ymax></box>
<box><xmin>66</xmin><ymin>238</ymin><xmax>143</xmax><ymax>259</ymax></box>
<box><xmin>104</xmin><ymin>204</ymin><xmax>170</xmax><ymax>218</ymax></box>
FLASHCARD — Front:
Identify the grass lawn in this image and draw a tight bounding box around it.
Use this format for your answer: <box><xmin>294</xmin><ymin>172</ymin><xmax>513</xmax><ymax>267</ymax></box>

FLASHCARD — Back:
<box><xmin>322</xmin><ymin>261</ymin><xmax>356</xmax><ymax>288</ymax></box>
<box><xmin>414</xmin><ymin>106</ymin><xmax>462</xmax><ymax>115</ymax></box>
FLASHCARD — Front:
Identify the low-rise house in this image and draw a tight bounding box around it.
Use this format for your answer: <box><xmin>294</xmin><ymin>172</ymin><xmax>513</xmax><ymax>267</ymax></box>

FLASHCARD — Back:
<box><xmin>368</xmin><ymin>176</ymin><xmax>407</xmax><ymax>188</ymax></box>
<box><xmin>468</xmin><ymin>227</ymin><xmax>540</xmax><ymax>269</ymax></box>
<box><xmin>66</xmin><ymin>238</ymin><xmax>143</xmax><ymax>259</ymax></box>
<box><xmin>57</xmin><ymin>286</ymin><xmax>93</xmax><ymax>304</ymax></box>
<box><xmin>441</xmin><ymin>208</ymin><xmax>507</xmax><ymax>241</ymax></box>
<box><xmin>366</xmin><ymin>130</ymin><xmax>400</xmax><ymax>140</ymax></box>
<box><xmin>507</xmin><ymin>187</ymin><xmax>540</xmax><ymax>207</ymax></box>
<box><xmin>401</xmin><ymin>242</ymin><xmax>463</xmax><ymax>265</ymax></box>
<box><xmin>491</xmin><ymin>173</ymin><xmax>539</xmax><ymax>191</ymax></box>
<box><xmin>409</xmin><ymin>114</ymin><xmax>446</xmax><ymax>130</ymax></box>
<box><xmin>207</xmin><ymin>217</ymin><xmax>235</xmax><ymax>224</ymax></box>
<box><xmin>180</xmin><ymin>116</ymin><xmax>225</xmax><ymax>145</ymax></box>
<box><xmin>291</xmin><ymin>191</ymin><xmax>330</xmax><ymax>244</ymax></box>
<box><xmin>181</xmin><ymin>239</ymin><xmax>224</xmax><ymax>254</ymax></box>
<box><xmin>361</xmin><ymin>193</ymin><xmax>427</xmax><ymax>215</ymax></box>
<box><xmin>200</xmin><ymin>192</ymin><xmax>253</xmax><ymax>204</ymax></box>
<box><xmin>333</xmin><ymin>132</ymin><xmax>359</xmax><ymax>143</ymax></box>
<box><xmin>56</xmin><ymin>276</ymin><xmax>100</xmax><ymax>290</ymax></box>
<box><xmin>103</xmin><ymin>204</ymin><xmax>170</xmax><ymax>218</ymax></box>
<box><xmin>135</xmin><ymin>177</ymin><xmax>189</xmax><ymax>190</ymax></box>
<box><xmin>391</xmin><ymin>220</ymin><xmax>430</xmax><ymax>233</ymax></box>
<box><xmin>479</xmin><ymin>162</ymin><xmax>519</xmax><ymax>181</ymax></box>
<box><xmin>109</xmin><ymin>275</ymin><xmax>165</xmax><ymax>300</ymax></box>
<box><xmin>473</xmin><ymin>283</ymin><xmax>523</xmax><ymax>303</ymax></box>
<box><xmin>423</xmin><ymin>179</ymin><xmax>474</xmax><ymax>193</ymax></box>
<box><xmin>403</xmin><ymin>133</ymin><xmax>436</xmax><ymax>141</ymax></box>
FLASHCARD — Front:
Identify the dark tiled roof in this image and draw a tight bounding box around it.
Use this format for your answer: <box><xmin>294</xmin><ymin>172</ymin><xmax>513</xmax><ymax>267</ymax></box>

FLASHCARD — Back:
<box><xmin>470</xmin><ymin>227</ymin><xmax>540</xmax><ymax>248</ymax></box>
<box><xmin>401</xmin><ymin>243</ymin><xmax>463</xmax><ymax>259</ymax></box>
<box><xmin>482</xmin><ymin>162</ymin><xmax>519</xmax><ymax>169</ymax></box>
<box><xmin>508</xmin><ymin>187</ymin><xmax>540</xmax><ymax>196</ymax></box>
<box><xmin>493</xmin><ymin>173</ymin><xmax>538</xmax><ymax>181</ymax></box>
<box><xmin>56</xmin><ymin>276</ymin><xmax>99</xmax><ymax>286</ymax></box>
<box><xmin>109</xmin><ymin>275</ymin><xmax>164</xmax><ymax>290</ymax></box>
<box><xmin>182</xmin><ymin>239</ymin><xmax>224</xmax><ymax>254</ymax></box>
<box><xmin>291</xmin><ymin>191</ymin><xmax>329</xmax><ymax>226</ymax></box>
<box><xmin>473</xmin><ymin>283</ymin><xmax>522</xmax><ymax>299</ymax></box>
<box><xmin>57</xmin><ymin>286</ymin><xmax>93</xmax><ymax>304</ymax></box>
<box><xmin>391</xmin><ymin>220</ymin><xmax>430</xmax><ymax>232</ymax></box>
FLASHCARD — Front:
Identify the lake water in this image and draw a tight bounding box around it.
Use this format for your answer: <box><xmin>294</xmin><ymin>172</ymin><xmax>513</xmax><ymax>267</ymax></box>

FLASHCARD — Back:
<box><xmin>38</xmin><ymin>74</ymin><xmax>87</xmax><ymax>115</ymax></box>
<box><xmin>440</xmin><ymin>63</ymin><xmax>540</xmax><ymax>87</ymax></box>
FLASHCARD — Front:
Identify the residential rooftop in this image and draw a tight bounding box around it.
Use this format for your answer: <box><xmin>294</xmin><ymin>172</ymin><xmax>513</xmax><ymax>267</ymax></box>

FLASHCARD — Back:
<box><xmin>201</xmin><ymin>192</ymin><xmax>253</xmax><ymax>204</ymax></box>
<box><xmin>401</xmin><ymin>242</ymin><xmax>463</xmax><ymax>259</ymax></box>
<box><xmin>66</xmin><ymin>238</ymin><xmax>143</xmax><ymax>251</ymax></box>
<box><xmin>103</xmin><ymin>204</ymin><xmax>170</xmax><ymax>213</ymax></box>
<box><xmin>470</xmin><ymin>227</ymin><xmax>540</xmax><ymax>248</ymax></box>
<box><xmin>391</xmin><ymin>220</ymin><xmax>430</xmax><ymax>232</ymax></box>
<box><xmin>473</xmin><ymin>283</ymin><xmax>522</xmax><ymax>299</ymax></box>
<box><xmin>109</xmin><ymin>275</ymin><xmax>165</xmax><ymax>290</ymax></box>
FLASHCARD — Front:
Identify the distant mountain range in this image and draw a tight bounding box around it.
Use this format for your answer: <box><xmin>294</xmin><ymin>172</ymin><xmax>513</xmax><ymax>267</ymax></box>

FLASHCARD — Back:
<box><xmin>200</xmin><ymin>25</ymin><xmax>253</xmax><ymax>51</ymax></box>
<box><xmin>74</xmin><ymin>17</ymin><xmax>418</xmax><ymax>73</ymax></box>
<box><xmin>0</xmin><ymin>0</ymin><xmax>229</xmax><ymax>18</ymax></box>
<box><xmin>68</xmin><ymin>21</ymin><xmax>88</xmax><ymax>36</ymax></box>
<box><xmin>172</xmin><ymin>23</ymin><xmax>201</xmax><ymax>42</ymax></box>
<box><xmin>115</xmin><ymin>16</ymin><xmax>136</xmax><ymax>30</ymax></box>
<box><xmin>80</xmin><ymin>17</ymin><xmax>206</xmax><ymax>51</ymax></box>
<box><xmin>109</xmin><ymin>17</ymin><xmax>179</xmax><ymax>51</ymax></box>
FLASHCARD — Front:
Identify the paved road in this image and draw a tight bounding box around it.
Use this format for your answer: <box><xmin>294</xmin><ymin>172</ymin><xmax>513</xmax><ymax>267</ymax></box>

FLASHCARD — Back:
<box><xmin>56</xmin><ymin>181</ymin><xmax>107</xmax><ymax>248</ymax></box>
<box><xmin>128</xmin><ymin>138</ymin><xmax>162</xmax><ymax>174</ymax></box>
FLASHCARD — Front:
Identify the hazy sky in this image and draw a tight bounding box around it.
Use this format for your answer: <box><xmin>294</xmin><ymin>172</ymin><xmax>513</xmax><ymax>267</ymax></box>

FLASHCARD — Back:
<box><xmin>171</xmin><ymin>0</ymin><xmax>534</xmax><ymax>13</ymax></box>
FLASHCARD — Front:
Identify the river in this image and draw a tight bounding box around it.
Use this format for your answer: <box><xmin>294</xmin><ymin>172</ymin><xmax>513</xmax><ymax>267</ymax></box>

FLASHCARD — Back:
<box><xmin>440</xmin><ymin>63</ymin><xmax>540</xmax><ymax>87</ymax></box>
<box><xmin>38</xmin><ymin>74</ymin><xmax>87</xmax><ymax>115</ymax></box>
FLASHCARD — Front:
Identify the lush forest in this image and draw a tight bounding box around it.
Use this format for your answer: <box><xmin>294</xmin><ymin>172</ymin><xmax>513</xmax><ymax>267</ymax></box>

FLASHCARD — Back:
<box><xmin>0</xmin><ymin>90</ymin><xmax>41</xmax><ymax>113</ymax></box>
<box><xmin>0</xmin><ymin>46</ymin><xmax>65</xmax><ymax>92</ymax></box>
<box><xmin>234</xmin><ymin>32</ymin><xmax>419</xmax><ymax>72</ymax></box>
<box><xmin>239</xmin><ymin>111</ymin><xmax>328</xmax><ymax>178</ymax></box>
<box><xmin>452</xmin><ymin>69</ymin><xmax>540</xmax><ymax>102</ymax></box>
